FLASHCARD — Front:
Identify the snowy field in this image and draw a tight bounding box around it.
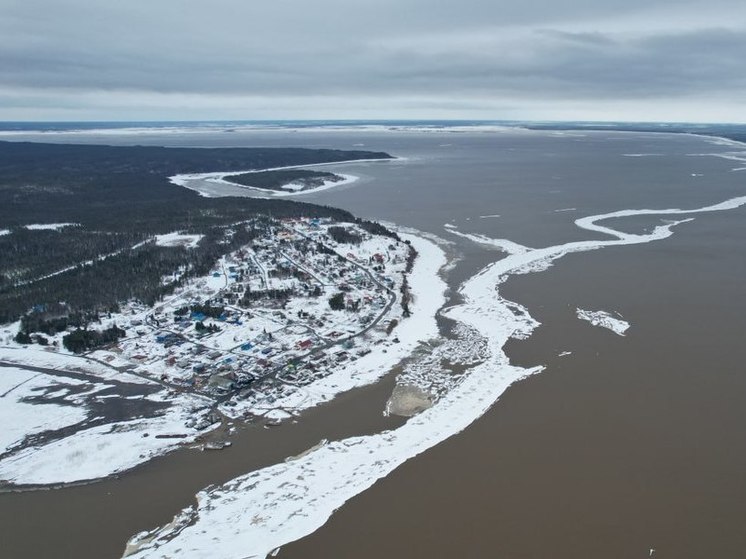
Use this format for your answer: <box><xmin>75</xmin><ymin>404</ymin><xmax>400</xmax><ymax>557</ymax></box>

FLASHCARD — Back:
<box><xmin>0</xmin><ymin>391</ymin><xmax>212</xmax><ymax>485</ymax></box>
<box><xmin>0</xmin><ymin>366</ymin><xmax>88</xmax><ymax>452</ymax></box>
<box><xmin>0</xmin><ymin>348</ymin><xmax>215</xmax><ymax>486</ymax></box>
<box><xmin>154</xmin><ymin>232</ymin><xmax>204</xmax><ymax>248</ymax></box>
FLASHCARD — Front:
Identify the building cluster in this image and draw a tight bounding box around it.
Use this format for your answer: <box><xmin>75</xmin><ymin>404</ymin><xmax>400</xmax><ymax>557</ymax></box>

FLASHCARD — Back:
<box><xmin>88</xmin><ymin>217</ymin><xmax>411</xmax><ymax>408</ymax></box>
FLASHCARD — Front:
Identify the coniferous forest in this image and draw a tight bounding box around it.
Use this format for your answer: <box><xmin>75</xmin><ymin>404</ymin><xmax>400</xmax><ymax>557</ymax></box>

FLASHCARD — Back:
<box><xmin>0</xmin><ymin>141</ymin><xmax>393</xmax><ymax>325</ymax></box>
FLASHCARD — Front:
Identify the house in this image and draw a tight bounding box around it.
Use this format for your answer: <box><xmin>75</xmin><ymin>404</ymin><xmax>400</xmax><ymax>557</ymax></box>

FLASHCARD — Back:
<box><xmin>207</xmin><ymin>373</ymin><xmax>234</xmax><ymax>394</ymax></box>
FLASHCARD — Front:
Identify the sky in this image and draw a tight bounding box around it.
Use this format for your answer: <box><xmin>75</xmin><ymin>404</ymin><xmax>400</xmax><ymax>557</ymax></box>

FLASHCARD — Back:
<box><xmin>1</xmin><ymin>0</ymin><xmax>746</xmax><ymax>122</ymax></box>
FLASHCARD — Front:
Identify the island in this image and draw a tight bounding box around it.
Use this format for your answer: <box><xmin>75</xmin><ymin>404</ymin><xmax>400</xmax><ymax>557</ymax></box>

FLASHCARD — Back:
<box><xmin>223</xmin><ymin>169</ymin><xmax>345</xmax><ymax>193</ymax></box>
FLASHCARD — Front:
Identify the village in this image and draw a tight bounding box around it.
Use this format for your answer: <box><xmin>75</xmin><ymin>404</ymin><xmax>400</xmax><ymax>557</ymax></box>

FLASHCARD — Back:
<box><xmin>80</xmin><ymin>217</ymin><xmax>414</xmax><ymax>420</ymax></box>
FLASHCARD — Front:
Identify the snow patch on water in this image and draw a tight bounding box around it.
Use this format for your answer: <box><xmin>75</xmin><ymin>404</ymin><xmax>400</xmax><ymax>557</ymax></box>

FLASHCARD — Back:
<box><xmin>445</xmin><ymin>227</ymin><xmax>530</xmax><ymax>255</ymax></box>
<box><xmin>576</xmin><ymin>309</ymin><xmax>630</xmax><ymax>336</ymax></box>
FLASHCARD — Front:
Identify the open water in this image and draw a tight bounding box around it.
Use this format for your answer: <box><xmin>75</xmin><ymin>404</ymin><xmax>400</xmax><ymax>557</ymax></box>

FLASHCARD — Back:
<box><xmin>2</xmin><ymin>125</ymin><xmax>746</xmax><ymax>558</ymax></box>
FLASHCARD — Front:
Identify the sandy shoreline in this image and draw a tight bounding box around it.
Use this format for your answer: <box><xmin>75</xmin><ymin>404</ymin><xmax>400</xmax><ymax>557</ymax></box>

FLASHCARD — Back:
<box><xmin>0</xmin><ymin>347</ymin><xmax>219</xmax><ymax>487</ymax></box>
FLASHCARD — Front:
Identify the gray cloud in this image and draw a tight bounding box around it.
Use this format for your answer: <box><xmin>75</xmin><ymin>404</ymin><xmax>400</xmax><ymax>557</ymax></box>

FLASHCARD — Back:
<box><xmin>1</xmin><ymin>0</ymin><xmax>745</xmax><ymax>120</ymax></box>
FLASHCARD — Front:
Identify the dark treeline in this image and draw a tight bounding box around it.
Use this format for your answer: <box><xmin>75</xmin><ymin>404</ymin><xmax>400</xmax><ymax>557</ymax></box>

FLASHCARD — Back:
<box><xmin>0</xmin><ymin>227</ymin><xmax>145</xmax><ymax>289</ymax></box>
<box><xmin>225</xmin><ymin>169</ymin><xmax>340</xmax><ymax>191</ymax></box>
<box><xmin>188</xmin><ymin>303</ymin><xmax>226</xmax><ymax>319</ymax></box>
<box><xmin>0</xmin><ymin>141</ymin><xmax>391</xmax><ymax>229</ymax></box>
<box><xmin>327</xmin><ymin>226</ymin><xmax>363</xmax><ymax>245</ymax></box>
<box><xmin>400</xmin><ymin>242</ymin><xmax>418</xmax><ymax>317</ymax></box>
<box><xmin>355</xmin><ymin>219</ymin><xmax>400</xmax><ymax>241</ymax></box>
<box><xmin>19</xmin><ymin>303</ymin><xmax>96</xmax><ymax>336</ymax></box>
<box><xmin>0</xmin><ymin>141</ymin><xmax>394</xmax><ymax>325</ymax></box>
<box><xmin>3</xmin><ymin>222</ymin><xmax>267</xmax><ymax>323</ymax></box>
<box><xmin>62</xmin><ymin>325</ymin><xmax>126</xmax><ymax>353</ymax></box>
<box><xmin>239</xmin><ymin>287</ymin><xmax>294</xmax><ymax>306</ymax></box>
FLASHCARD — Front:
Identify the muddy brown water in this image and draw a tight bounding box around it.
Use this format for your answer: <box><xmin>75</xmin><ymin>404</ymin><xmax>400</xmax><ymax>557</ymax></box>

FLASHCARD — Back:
<box><xmin>2</xmin><ymin>128</ymin><xmax>746</xmax><ymax>558</ymax></box>
<box><xmin>279</xmin><ymin>208</ymin><xmax>746</xmax><ymax>559</ymax></box>
<box><xmin>0</xmin><ymin>372</ymin><xmax>404</xmax><ymax>558</ymax></box>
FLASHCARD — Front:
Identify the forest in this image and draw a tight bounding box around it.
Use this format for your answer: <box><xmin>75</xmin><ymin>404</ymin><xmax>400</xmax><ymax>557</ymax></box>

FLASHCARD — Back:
<box><xmin>224</xmin><ymin>169</ymin><xmax>341</xmax><ymax>191</ymax></box>
<box><xmin>0</xmin><ymin>141</ymin><xmax>393</xmax><ymax>326</ymax></box>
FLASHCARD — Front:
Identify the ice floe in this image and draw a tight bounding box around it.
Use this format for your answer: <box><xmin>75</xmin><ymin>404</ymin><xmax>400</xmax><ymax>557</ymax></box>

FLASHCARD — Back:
<box><xmin>576</xmin><ymin>309</ymin><xmax>630</xmax><ymax>336</ymax></box>
<box><xmin>445</xmin><ymin>227</ymin><xmax>530</xmax><ymax>255</ymax></box>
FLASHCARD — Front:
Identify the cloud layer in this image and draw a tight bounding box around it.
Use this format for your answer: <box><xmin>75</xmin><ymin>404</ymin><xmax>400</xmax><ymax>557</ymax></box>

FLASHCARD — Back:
<box><xmin>2</xmin><ymin>0</ymin><xmax>745</xmax><ymax>121</ymax></box>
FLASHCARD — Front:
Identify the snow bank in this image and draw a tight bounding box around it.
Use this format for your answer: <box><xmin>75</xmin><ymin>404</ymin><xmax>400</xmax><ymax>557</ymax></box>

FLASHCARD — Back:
<box><xmin>445</xmin><ymin>226</ymin><xmax>530</xmax><ymax>255</ymax></box>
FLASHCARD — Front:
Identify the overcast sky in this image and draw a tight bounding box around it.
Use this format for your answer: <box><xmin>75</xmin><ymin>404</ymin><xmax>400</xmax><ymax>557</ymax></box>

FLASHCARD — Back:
<box><xmin>2</xmin><ymin>0</ymin><xmax>746</xmax><ymax>122</ymax></box>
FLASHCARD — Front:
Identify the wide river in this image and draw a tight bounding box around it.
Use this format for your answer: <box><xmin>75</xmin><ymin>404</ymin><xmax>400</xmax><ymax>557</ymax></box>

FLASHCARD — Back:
<box><xmin>2</xmin><ymin>126</ymin><xmax>746</xmax><ymax>558</ymax></box>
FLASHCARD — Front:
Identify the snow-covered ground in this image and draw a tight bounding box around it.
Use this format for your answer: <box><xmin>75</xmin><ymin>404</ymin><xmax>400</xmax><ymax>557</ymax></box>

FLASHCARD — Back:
<box><xmin>0</xmin><ymin>366</ymin><xmax>88</xmax><ymax>452</ymax></box>
<box><xmin>230</xmin><ymin>229</ymin><xmax>448</xmax><ymax>420</ymax></box>
<box><xmin>1</xmin><ymin>218</ymin><xmax>423</xmax><ymax>485</ymax></box>
<box><xmin>154</xmin><ymin>232</ymin><xmax>204</xmax><ymax>248</ymax></box>
<box><xmin>125</xmin><ymin>194</ymin><xmax>746</xmax><ymax>559</ymax></box>
<box><xmin>23</xmin><ymin>223</ymin><xmax>79</xmax><ymax>231</ymax></box>
<box><xmin>0</xmin><ymin>347</ymin><xmax>216</xmax><ymax>485</ymax></box>
<box><xmin>0</xmin><ymin>347</ymin><xmax>154</xmax><ymax>385</ymax></box>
